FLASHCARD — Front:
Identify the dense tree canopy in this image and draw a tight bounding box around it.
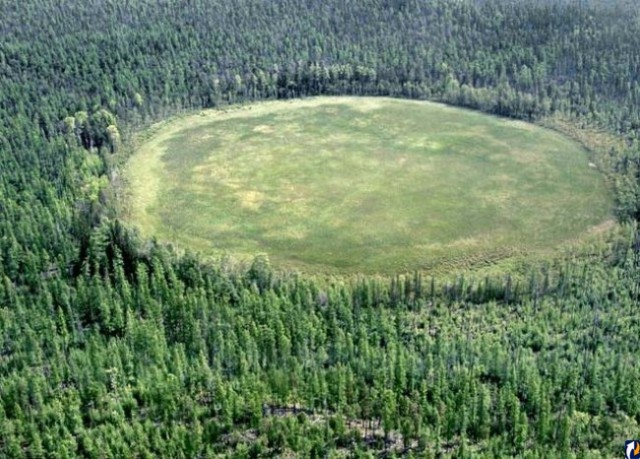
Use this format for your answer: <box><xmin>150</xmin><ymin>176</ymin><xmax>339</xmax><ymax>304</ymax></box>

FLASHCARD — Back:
<box><xmin>0</xmin><ymin>0</ymin><xmax>639</xmax><ymax>457</ymax></box>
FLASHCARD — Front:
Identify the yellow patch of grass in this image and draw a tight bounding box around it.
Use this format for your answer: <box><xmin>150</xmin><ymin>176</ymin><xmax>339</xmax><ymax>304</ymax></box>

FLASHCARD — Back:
<box><xmin>236</xmin><ymin>190</ymin><xmax>266</xmax><ymax>211</ymax></box>
<box><xmin>502</xmin><ymin>119</ymin><xmax>537</xmax><ymax>131</ymax></box>
<box><xmin>252</xmin><ymin>124</ymin><xmax>275</xmax><ymax>134</ymax></box>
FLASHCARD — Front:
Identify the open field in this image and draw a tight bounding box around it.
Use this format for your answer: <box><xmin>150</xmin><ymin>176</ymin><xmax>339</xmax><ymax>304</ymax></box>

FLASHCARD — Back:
<box><xmin>124</xmin><ymin>97</ymin><xmax>613</xmax><ymax>274</ymax></box>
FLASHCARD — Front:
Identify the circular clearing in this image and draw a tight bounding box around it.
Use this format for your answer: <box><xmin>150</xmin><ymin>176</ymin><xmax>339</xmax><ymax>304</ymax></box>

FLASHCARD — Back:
<box><xmin>125</xmin><ymin>97</ymin><xmax>612</xmax><ymax>274</ymax></box>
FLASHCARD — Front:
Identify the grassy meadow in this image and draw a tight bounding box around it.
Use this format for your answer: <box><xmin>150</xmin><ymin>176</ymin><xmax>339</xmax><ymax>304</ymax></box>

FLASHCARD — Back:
<box><xmin>124</xmin><ymin>97</ymin><xmax>613</xmax><ymax>274</ymax></box>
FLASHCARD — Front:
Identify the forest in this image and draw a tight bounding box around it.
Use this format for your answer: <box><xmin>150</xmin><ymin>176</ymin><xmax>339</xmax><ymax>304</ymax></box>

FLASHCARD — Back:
<box><xmin>0</xmin><ymin>0</ymin><xmax>639</xmax><ymax>457</ymax></box>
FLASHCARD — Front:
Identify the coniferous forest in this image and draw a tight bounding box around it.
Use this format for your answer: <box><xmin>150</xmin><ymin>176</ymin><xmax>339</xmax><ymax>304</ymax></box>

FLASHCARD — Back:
<box><xmin>1</xmin><ymin>0</ymin><xmax>640</xmax><ymax>457</ymax></box>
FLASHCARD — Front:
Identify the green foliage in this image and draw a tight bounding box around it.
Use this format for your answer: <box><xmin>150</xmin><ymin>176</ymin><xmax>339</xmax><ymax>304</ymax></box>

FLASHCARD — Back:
<box><xmin>0</xmin><ymin>0</ymin><xmax>639</xmax><ymax>457</ymax></box>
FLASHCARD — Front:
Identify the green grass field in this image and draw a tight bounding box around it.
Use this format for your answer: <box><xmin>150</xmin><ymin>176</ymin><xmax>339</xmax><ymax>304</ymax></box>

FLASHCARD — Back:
<box><xmin>124</xmin><ymin>97</ymin><xmax>613</xmax><ymax>274</ymax></box>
